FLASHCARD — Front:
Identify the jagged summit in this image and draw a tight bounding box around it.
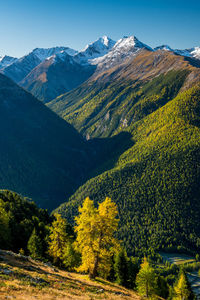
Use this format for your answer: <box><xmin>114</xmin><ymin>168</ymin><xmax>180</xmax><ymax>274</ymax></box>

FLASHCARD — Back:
<box><xmin>32</xmin><ymin>46</ymin><xmax>78</xmax><ymax>60</ymax></box>
<box><xmin>176</xmin><ymin>46</ymin><xmax>200</xmax><ymax>60</ymax></box>
<box><xmin>1</xmin><ymin>35</ymin><xmax>199</xmax><ymax>102</ymax></box>
<box><xmin>74</xmin><ymin>36</ymin><xmax>116</xmax><ymax>64</ymax></box>
<box><xmin>111</xmin><ymin>35</ymin><xmax>152</xmax><ymax>52</ymax></box>
<box><xmin>81</xmin><ymin>36</ymin><xmax>115</xmax><ymax>53</ymax></box>
<box><xmin>20</xmin><ymin>49</ymin><xmax>95</xmax><ymax>102</ymax></box>
<box><xmin>0</xmin><ymin>55</ymin><xmax>18</xmax><ymax>68</ymax></box>
<box><xmin>90</xmin><ymin>35</ymin><xmax>153</xmax><ymax>70</ymax></box>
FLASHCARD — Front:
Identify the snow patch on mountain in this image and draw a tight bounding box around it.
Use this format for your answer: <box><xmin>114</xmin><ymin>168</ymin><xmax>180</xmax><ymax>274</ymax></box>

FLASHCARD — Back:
<box><xmin>173</xmin><ymin>47</ymin><xmax>200</xmax><ymax>60</ymax></box>
<box><xmin>190</xmin><ymin>47</ymin><xmax>200</xmax><ymax>60</ymax></box>
<box><xmin>45</xmin><ymin>51</ymin><xmax>76</xmax><ymax>65</ymax></box>
<box><xmin>154</xmin><ymin>45</ymin><xmax>200</xmax><ymax>61</ymax></box>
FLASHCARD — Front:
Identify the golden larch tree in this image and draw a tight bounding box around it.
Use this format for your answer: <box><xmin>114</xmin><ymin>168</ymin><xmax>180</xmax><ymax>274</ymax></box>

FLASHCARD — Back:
<box><xmin>74</xmin><ymin>197</ymin><xmax>119</xmax><ymax>279</ymax></box>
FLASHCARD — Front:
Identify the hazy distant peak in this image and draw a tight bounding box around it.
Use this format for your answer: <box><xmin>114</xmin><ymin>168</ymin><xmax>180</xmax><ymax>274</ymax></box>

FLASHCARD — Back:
<box><xmin>32</xmin><ymin>47</ymin><xmax>78</xmax><ymax>61</ymax></box>
<box><xmin>154</xmin><ymin>45</ymin><xmax>173</xmax><ymax>51</ymax></box>
<box><xmin>0</xmin><ymin>55</ymin><xmax>18</xmax><ymax>68</ymax></box>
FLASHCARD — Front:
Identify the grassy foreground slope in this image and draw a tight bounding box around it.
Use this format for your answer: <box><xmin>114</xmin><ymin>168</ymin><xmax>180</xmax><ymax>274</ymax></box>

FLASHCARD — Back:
<box><xmin>0</xmin><ymin>250</ymin><xmax>139</xmax><ymax>300</ymax></box>
<box><xmin>56</xmin><ymin>85</ymin><xmax>200</xmax><ymax>256</ymax></box>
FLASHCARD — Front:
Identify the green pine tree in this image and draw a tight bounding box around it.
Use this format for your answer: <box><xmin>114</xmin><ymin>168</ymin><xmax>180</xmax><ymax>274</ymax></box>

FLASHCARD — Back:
<box><xmin>114</xmin><ymin>249</ymin><xmax>129</xmax><ymax>287</ymax></box>
<box><xmin>136</xmin><ymin>257</ymin><xmax>157</xmax><ymax>298</ymax></box>
<box><xmin>62</xmin><ymin>242</ymin><xmax>81</xmax><ymax>271</ymax></box>
<box><xmin>27</xmin><ymin>228</ymin><xmax>43</xmax><ymax>259</ymax></box>
<box><xmin>156</xmin><ymin>275</ymin><xmax>169</xmax><ymax>299</ymax></box>
<box><xmin>48</xmin><ymin>214</ymin><xmax>72</xmax><ymax>266</ymax></box>
<box><xmin>128</xmin><ymin>256</ymin><xmax>139</xmax><ymax>289</ymax></box>
<box><xmin>0</xmin><ymin>199</ymin><xmax>11</xmax><ymax>249</ymax></box>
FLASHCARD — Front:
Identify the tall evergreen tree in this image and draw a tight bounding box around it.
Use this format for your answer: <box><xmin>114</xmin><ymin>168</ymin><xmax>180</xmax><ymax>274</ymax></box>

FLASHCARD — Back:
<box><xmin>48</xmin><ymin>214</ymin><xmax>71</xmax><ymax>266</ymax></box>
<box><xmin>128</xmin><ymin>256</ymin><xmax>139</xmax><ymax>289</ymax></box>
<box><xmin>136</xmin><ymin>257</ymin><xmax>157</xmax><ymax>298</ymax></box>
<box><xmin>156</xmin><ymin>275</ymin><xmax>169</xmax><ymax>299</ymax></box>
<box><xmin>114</xmin><ymin>249</ymin><xmax>129</xmax><ymax>287</ymax></box>
<box><xmin>27</xmin><ymin>228</ymin><xmax>43</xmax><ymax>259</ymax></box>
<box><xmin>62</xmin><ymin>242</ymin><xmax>81</xmax><ymax>271</ymax></box>
<box><xmin>0</xmin><ymin>200</ymin><xmax>11</xmax><ymax>249</ymax></box>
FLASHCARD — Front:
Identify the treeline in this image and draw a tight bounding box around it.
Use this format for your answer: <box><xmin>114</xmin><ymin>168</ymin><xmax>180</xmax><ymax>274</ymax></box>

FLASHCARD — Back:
<box><xmin>0</xmin><ymin>190</ymin><xmax>197</xmax><ymax>299</ymax></box>
<box><xmin>0</xmin><ymin>190</ymin><xmax>51</xmax><ymax>253</ymax></box>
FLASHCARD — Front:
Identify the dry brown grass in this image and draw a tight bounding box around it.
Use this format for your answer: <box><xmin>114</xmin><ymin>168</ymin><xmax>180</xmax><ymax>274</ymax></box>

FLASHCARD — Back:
<box><xmin>0</xmin><ymin>250</ymin><xmax>140</xmax><ymax>300</ymax></box>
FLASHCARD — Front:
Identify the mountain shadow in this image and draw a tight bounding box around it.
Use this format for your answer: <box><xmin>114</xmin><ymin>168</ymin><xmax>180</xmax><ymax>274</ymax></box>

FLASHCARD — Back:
<box><xmin>88</xmin><ymin>131</ymin><xmax>134</xmax><ymax>179</ymax></box>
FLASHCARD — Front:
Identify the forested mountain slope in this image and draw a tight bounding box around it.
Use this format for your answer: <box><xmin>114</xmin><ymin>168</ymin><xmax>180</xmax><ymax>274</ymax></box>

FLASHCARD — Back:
<box><xmin>56</xmin><ymin>84</ymin><xmax>200</xmax><ymax>256</ymax></box>
<box><xmin>0</xmin><ymin>73</ymin><xmax>93</xmax><ymax>209</ymax></box>
<box><xmin>0</xmin><ymin>73</ymin><xmax>133</xmax><ymax>210</ymax></box>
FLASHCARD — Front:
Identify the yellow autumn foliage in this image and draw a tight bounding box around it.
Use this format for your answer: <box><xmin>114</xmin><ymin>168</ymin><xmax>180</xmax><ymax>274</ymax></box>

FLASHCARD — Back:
<box><xmin>74</xmin><ymin>197</ymin><xmax>119</xmax><ymax>278</ymax></box>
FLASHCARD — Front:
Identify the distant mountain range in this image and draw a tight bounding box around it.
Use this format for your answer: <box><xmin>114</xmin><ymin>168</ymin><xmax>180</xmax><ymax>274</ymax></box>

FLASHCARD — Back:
<box><xmin>0</xmin><ymin>36</ymin><xmax>199</xmax><ymax>102</ymax></box>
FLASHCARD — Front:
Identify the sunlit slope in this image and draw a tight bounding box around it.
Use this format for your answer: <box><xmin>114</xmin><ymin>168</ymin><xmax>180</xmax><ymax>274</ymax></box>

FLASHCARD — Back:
<box><xmin>56</xmin><ymin>85</ymin><xmax>200</xmax><ymax>255</ymax></box>
<box><xmin>48</xmin><ymin>50</ymin><xmax>200</xmax><ymax>139</ymax></box>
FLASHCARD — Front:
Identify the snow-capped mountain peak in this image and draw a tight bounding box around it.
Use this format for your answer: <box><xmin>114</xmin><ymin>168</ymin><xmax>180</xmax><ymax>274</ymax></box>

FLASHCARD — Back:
<box><xmin>74</xmin><ymin>36</ymin><xmax>116</xmax><ymax>64</ymax></box>
<box><xmin>90</xmin><ymin>35</ymin><xmax>153</xmax><ymax>70</ymax></box>
<box><xmin>82</xmin><ymin>36</ymin><xmax>115</xmax><ymax>52</ymax></box>
<box><xmin>113</xmin><ymin>35</ymin><xmax>151</xmax><ymax>51</ymax></box>
<box><xmin>0</xmin><ymin>46</ymin><xmax>78</xmax><ymax>83</ymax></box>
<box><xmin>32</xmin><ymin>47</ymin><xmax>77</xmax><ymax>61</ymax></box>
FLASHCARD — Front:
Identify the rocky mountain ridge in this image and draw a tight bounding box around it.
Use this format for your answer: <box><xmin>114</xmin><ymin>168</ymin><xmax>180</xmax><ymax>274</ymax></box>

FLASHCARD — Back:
<box><xmin>0</xmin><ymin>35</ymin><xmax>199</xmax><ymax>102</ymax></box>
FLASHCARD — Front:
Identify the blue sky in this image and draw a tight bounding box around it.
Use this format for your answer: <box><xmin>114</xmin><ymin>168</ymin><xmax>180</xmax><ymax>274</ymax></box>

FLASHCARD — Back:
<box><xmin>0</xmin><ymin>0</ymin><xmax>200</xmax><ymax>57</ymax></box>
